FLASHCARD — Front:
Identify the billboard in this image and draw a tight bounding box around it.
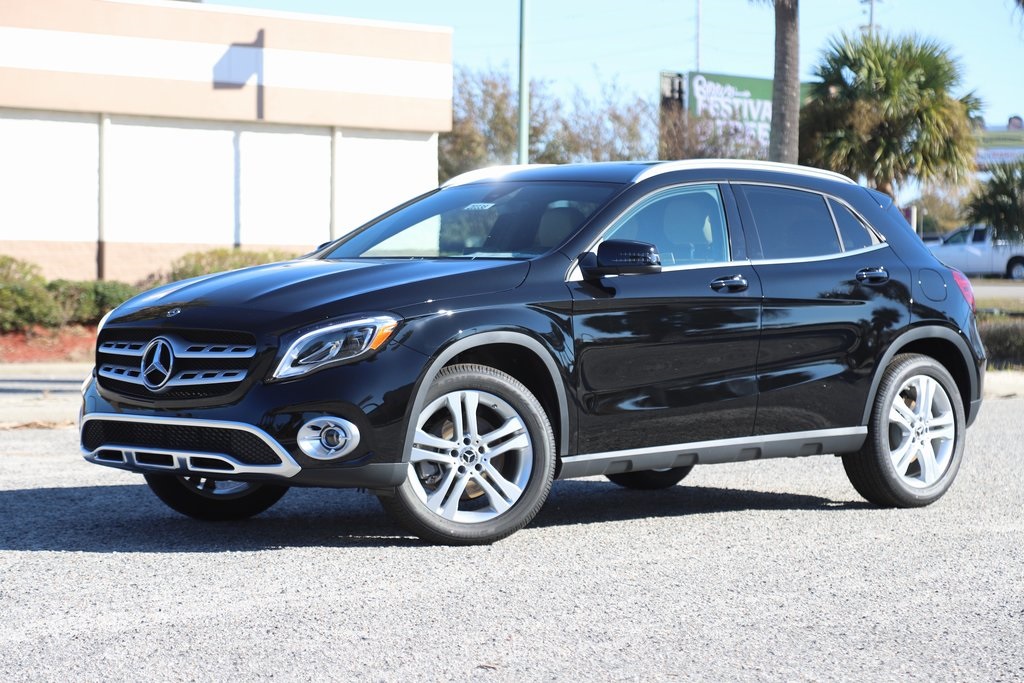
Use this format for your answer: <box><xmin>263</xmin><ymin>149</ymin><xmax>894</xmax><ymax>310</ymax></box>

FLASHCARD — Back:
<box><xmin>977</xmin><ymin>124</ymin><xmax>1024</xmax><ymax>169</ymax></box>
<box><xmin>661</xmin><ymin>71</ymin><xmax>774</xmax><ymax>149</ymax></box>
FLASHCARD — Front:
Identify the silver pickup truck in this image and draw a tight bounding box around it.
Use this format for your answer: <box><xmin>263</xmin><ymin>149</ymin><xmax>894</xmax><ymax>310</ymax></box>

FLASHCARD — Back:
<box><xmin>927</xmin><ymin>225</ymin><xmax>1024</xmax><ymax>280</ymax></box>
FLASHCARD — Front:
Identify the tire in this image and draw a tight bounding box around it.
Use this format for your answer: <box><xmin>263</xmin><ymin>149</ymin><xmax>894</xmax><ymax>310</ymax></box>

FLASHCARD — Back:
<box><xmin>606</xmin><ymin>466</ymin><xmax>693</xmax><ymax>490</ymax></box>
<box><xmin>144</xmin><ymin>474</ymin><xmax>288</xmax><ymax>521</ymax></box>
<box><xmin>378</xmin><ymin>364</ymin><xmax>555</xmax><ymax>545</ymax></box>
<box><xmin>1007</xmin><ymin>258</ymin><xmax>1024</xmax><ymax>281</ymax></box>
<box><xmin>842</xmin><ymin>353</ymin><xmax>965</xmax><ymax>508</ymax></box>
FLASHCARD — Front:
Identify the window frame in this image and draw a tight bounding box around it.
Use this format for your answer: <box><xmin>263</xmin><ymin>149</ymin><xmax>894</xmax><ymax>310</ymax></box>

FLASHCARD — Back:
<box><xmin>566</xmin><ymin>182</ymin><xmax>744</xmax><ymax>281</ymax></box>
<box><xmin>732</xmin><ymin>181</ymin><xmax>887</xmax><ymax>265</ymax></box>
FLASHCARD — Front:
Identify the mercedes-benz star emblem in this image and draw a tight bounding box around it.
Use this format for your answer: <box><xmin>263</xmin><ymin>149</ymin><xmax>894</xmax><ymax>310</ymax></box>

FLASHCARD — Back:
<box><xmin>141</xmin><ymin>338</ymin><xmax>175</xmax><ymax>391</ymax></box>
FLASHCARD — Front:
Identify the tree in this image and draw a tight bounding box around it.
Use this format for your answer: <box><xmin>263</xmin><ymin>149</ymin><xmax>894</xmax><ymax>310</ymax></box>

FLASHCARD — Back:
<box><xmin>768</xmin><ymin>0</ymin><xmax>800</xmax><ymax>164</ymax></box>
<box><xmin>438</xmin><ymin>67</ymin><xmax>564</xmax><ymax>183</ymax></box>
<box><xmin>800</xmin><ymin>32</ymin><xmax>980</xmax><ymax>198</ymax></box>
<box><xmin>751</xmin><ymin>0</ymin><xmax>800</xmax><ymax>163</ymax></box>
<box><xmin>659</xmin><ymin>105</ymin><xmax>765</xmax><ymax>160</ymax></box>
<box><xmin>965</xmin><ymin>161</ymin><xmax>1024</xmax><ymax>241</ymax></box>
<box><xmin>439</xmin><ymin>68</ymin><xmax>660</xmax><ymax>181</ymax></box>
<box><xmin>549</xmin><ymin>82</ymin><xmax>657</xmax><ymax>163</ymax></box>
<box><xmin>916</xmin><ymin>186</ymin><xmax>968</xmax><ymax>238</ymax></box>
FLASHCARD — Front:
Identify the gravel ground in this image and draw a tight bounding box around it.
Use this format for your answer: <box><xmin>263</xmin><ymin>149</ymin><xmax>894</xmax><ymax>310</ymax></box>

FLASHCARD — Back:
<box><xmin>1</xmin><ymin>399</ymin><xmax>1022</xmax><ymax>681</ymax></box>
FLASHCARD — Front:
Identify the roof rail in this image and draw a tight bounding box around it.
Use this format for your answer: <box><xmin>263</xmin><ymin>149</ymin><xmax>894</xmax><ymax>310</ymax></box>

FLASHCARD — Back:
<box><xmin>442</xmin><ymin>164</ymin><xmax>555</xmax><ymax>188</ymax></box>
<box><xmin>632</xmin><ymin>159</ymin><xmax>856</xmax><ymax>185</ymax></box>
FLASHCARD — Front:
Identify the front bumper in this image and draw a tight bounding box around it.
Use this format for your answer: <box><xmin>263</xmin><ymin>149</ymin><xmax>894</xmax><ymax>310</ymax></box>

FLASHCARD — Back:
<box><xmin>79</xmin><ymin>345</ymin><xmax>425</xmax><ymax>490</ymax></box>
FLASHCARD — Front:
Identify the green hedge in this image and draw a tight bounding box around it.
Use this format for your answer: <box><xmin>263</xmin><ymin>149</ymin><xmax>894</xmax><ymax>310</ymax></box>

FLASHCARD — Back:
<box><xmin>157</xmin><ymin>248</ymin><xmax>299</xmax><ymax>285</ymax></box>
<box><xmin>1</xmin><ymin>250</ymin><xmax>296</xmax><ymax>332</ymax></box>
<box><xmin>0</xmin><ymin>256</ymin><xmax>140</xmax><ymax>332</ymax></box>
<box><xmin>0</xmin><ymin>256</ymin><xmax>59</xmax><ymax>332</ymax></box>
<box><xmin>45</xmin><ymin>279</ymin><xmax>141</xmax><ymax>328</ymax></box>
<box><xmin>3</xmin><ymin>253</ymin><xmax>1024</xmax><ymax>369</ymax></box>
<box><xmin>977</xmin><ymin>317</ymin><xmax>1024</xmax><ymax>368</ymax></box>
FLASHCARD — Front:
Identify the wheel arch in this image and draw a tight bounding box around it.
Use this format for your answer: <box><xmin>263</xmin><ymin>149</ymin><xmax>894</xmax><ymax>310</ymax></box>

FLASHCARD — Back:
<box><xmin>402</xmin><ymin>331</ymin><xmax>570</xmax><ymax>464</ymax></box>
<box><xmin>862</xmin><ymin>325</ymin><xmax>980</xmax><ymax>426</ymax></box>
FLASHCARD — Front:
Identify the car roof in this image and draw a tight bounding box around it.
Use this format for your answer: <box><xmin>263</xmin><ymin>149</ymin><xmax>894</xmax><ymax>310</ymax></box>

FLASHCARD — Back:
<box><xmin>443</xmin><ymin>160</ymin><xmax>856</xmax><ymax>188</ymax></box>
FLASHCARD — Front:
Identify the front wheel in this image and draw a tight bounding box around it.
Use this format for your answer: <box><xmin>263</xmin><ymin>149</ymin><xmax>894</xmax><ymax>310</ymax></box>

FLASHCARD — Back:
<box><xmin>378</xmin><ymin>364</ymin><xmax>555</xmax><ymax>545</ymax></box>
<box><xmin>144</xmin><ymin>474</ymin><xmax>288</xmax><ymax>521</ymax></box>
<box><xmin>842</xmin><ymin>354</ymin><xmax>965</xmax><ymax>507</ymax></box>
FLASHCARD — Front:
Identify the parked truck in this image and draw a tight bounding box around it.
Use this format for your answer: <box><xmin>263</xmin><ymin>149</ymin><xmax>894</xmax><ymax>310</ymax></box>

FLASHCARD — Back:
<box><xmin>927</xmin><ymin>225</ymin><xmax>1024</xmax><ymax>280</ymax></box>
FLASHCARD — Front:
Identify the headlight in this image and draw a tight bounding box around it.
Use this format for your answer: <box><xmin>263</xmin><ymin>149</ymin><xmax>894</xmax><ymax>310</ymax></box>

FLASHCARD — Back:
<box><xmin>272</xmin><ymin>315</ymin><xmax>399</xmax><ymax>380</ymax></box>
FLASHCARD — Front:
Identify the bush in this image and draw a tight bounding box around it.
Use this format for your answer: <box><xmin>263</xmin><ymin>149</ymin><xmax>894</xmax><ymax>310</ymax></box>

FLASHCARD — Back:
<box><xmin>0</xmin><ymin>256</ymin><xmax>59</xmax><ymax>332</ymax></box>
<box><xmin>978</xmin><ymin>317</ymin><xmax>1024</xmax><ymax>368</ymax></box>
<box><xmin>46</xmin><ymin>279</ymin><xmax>140</xmax><ymax>326</ymax></box>
<box><xmin>142</xmin><ymin>248</ymin><xmax>299</xmax><ymax>286</ymax></box>
<box><xmin>93</xmin><ymin>281</ymin><xmax>140</xmax><ymax>317</ymax></box>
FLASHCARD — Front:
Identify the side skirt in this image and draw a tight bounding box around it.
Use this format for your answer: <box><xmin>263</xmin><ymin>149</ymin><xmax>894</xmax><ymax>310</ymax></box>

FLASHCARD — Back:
<box><xmin>557</xmin><ymin>427</ymin><xmax>867</xmax><ymax>480</ymax></box>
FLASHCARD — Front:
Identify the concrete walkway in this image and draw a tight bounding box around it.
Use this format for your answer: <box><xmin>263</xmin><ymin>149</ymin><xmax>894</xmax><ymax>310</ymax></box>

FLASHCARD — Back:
<box><xmin>1</xmin><ymin>361</ymin><xmax>1021</xmax><ymax>430</ymax></box>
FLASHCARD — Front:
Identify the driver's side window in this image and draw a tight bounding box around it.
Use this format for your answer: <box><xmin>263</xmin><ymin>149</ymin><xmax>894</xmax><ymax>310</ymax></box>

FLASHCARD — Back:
<box><xmin>606</xmin><ymin>185</ymin><xmax>729</xmax><ymax>266</ymax></box>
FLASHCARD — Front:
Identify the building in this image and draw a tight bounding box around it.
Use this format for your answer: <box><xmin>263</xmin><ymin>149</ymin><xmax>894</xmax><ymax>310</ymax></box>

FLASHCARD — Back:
<box><xmin>0</xmin><ymin>0</ymin><xmax>452</xmax><ymax>282</ymax></box>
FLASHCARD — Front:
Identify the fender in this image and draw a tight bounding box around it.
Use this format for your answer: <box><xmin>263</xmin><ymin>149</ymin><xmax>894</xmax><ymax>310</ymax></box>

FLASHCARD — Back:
<box><xmin>400</xmin><ymin>330</ymin><xmax>571</xmax><ymax>464</ymax></box>
<box><xmin>861</xmin><ymin>324</ymin><xmax>981</xmax><ymax>425</ymax></box>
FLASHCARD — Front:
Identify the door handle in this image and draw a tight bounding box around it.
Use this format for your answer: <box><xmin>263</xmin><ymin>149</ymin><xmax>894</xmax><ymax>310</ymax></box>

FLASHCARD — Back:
<box><xmin>855</xmin><ymin>267</ymin><xmax>889</xmax><ymax>284</ymax></box>
<box><xmin>710</xmin><ymin>274</ymin><xmax>749</xmax><ymax>292</ymax></box>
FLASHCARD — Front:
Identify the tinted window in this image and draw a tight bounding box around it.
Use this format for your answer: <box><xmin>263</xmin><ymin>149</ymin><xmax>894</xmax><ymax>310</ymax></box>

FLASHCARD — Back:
<box><xmin>830</xmin><ymin>199</ymin><xmax>881</xmax><ymax>251</ymax></box>
<box><xmin>944</xmin><ymin>229</ymin><xmax>969</xmax><ymax>244</ymax></box>
<box><xmin>606</xmin><ymin>185</ymin><xmax>729</xmax><ymax>266</ymax></box>
<box><xmin>326</xmin><ymin>182</ymin><xmax>620</xmax><ymax>259</ymax></box>
<box><xmin>743</xmin><ymin>186</ymin><xmax>841</xmax><ymax>259</ymax></box>
<box><xmin>972</xmin><ymin>228</ymin><xmax>989</xmax><ymax>243</ymax></box>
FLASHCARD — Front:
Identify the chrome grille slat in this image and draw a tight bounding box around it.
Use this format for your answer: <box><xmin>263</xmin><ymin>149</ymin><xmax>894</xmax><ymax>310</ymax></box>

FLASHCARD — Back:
<box><xmin>96</xmin><ymin>330</ymin><xmax>260</xmax><ymax>400</ymax></box>
<box><xmin>99</xmin><ymin>365</ymin><xmax>247</xmax><ymax>387</ymax></box>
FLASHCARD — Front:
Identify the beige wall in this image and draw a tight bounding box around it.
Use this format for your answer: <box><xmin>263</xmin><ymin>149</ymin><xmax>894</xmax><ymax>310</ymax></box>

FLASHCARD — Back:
<box><xmin>0</xmin><ymin>2</ymin><xmax>451</xmax><ymax>282</ymax></box>
<box><xmin>0</xmin><ymin>0</ymin><xmax>452</xmax><ymax>132</ymax></box>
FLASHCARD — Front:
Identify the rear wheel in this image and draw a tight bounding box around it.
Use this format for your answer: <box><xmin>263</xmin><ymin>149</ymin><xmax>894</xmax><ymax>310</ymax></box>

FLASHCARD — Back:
<box><xmin>1007</xmin><ymin>258</ymin><xmax>1024</xmax><ymax>281</ymax></box>
<box><xmin>378</xmin><ymin>364</ymin><xmax>555</xmax><ymax>545</ymax></box>
<box><xmin>606</xmin><ymin>466</ymin><xmax>693</xmax><ymax>490</ymax></box>
<box><xmin>144</xmin><ymin>474</ymin><xmax>288</xmax><ymax>521</ymax></box>
<box><xmin>842</xmin><ymin>354</ymin><xmax>965</xmax><ymax>507</ymax></box>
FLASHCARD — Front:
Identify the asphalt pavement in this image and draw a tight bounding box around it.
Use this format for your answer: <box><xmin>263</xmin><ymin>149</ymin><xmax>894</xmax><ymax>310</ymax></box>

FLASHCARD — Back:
<box><xmin>1</xmin><ymin>398</ymin><xmax>1022</xmax><ymax>680</ymax></box>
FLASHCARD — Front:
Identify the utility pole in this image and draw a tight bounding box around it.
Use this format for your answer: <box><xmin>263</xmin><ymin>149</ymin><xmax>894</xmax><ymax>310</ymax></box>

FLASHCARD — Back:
<box><xmin>860</xmin><ymin>0</ymin><xmax>880</xmax><ymax>36</ymax></box>
<box><xmin>695</xmin><ymin>0</ymin><xmax>701</xmax><ymax>72</ymax></box>
<box><xmin>517</xmin><ymin>0</ymin><xmax>529</xmax><ymax>164</ymax></box>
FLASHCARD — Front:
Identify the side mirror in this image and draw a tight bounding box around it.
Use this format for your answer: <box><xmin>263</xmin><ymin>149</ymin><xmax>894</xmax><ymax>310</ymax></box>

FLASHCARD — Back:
<box><xmin>579</xmin><ymin>239</ymin><xmax>662</xmax><ymax>280</ymax></box>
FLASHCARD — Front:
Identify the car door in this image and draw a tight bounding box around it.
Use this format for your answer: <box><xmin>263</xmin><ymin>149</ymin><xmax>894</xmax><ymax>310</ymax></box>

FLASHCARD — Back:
<box><xmin>733</xmin><ymin>183</ymin><xmax>912</xmax><ymax>435</ymax></box>
<box><xmin>568</xmin><ymin>183</ymin><xmax>762</xmax><ymax>455</ymax></box>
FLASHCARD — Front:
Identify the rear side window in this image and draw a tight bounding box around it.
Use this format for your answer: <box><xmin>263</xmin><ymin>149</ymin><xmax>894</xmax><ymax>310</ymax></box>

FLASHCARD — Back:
<box><xmin>742</xmin><ymin>186</ymin><xmax>841</xmax><ymax>259</ymax></box>
<box><xmin>829</xmin><ymin>199</ymin><xmax>881</xmax><ymax>251</ymax></box>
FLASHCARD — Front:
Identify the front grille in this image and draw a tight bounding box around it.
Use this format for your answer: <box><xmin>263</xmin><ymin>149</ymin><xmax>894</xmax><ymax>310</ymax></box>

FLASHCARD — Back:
<box><xmin>82</xmin><ymin>420</ymin><xmax>281</xmax><ymax>465</ymax></box>
<box><xmin>96</xmin><ymin>328</ymin><xmax>260</xmax><ymax>402</ymax></box>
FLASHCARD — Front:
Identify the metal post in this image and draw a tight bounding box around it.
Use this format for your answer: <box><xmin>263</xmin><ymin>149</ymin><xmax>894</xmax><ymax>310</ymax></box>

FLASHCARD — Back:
<box><xmin>517</xmin><ymin>0</ymin><xmax>529</xmax><ymax>165</ymax></box>
<box><xmin>695</xmin><ymin>0</ymin><xmax>701</xmax><ymax>72</ymax></box>
<box><xmin>97</xmin><ymin>113</ymin><xmax>109</xmax><ymax>281</ymax></box>
<box><xmin>330</xmin><ymin>127</ymin><xmax>339</xmax><ymax>240</ymax></box>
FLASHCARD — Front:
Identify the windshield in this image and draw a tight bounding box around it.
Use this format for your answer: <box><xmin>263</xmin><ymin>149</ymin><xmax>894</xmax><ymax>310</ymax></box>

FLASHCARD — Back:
<box><xmin>324</xmin><ymin>181</ymin><xmax>622</xmax><ymax>260</ymax></box>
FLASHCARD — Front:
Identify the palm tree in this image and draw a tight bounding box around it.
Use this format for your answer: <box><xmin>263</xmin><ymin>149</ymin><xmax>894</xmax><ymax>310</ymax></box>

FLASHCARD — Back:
<box><xmin>769</xmin><ymin>0</ymin><xmax>799</xmax><ymax>164</ymax></box>
<box><xmin>799</xmin><ymin>32</ymin><xmax>980</xmax><ymax>198</ymax></box>
<box><xmin>965</xmin><ymin>162</ymin><xmax>1024</xmax><ymax>242</ymax></box>
<box><xmin>752</xmin><ymin>0</ymin><xmax>800</xmax><ymax>164</ymax></box>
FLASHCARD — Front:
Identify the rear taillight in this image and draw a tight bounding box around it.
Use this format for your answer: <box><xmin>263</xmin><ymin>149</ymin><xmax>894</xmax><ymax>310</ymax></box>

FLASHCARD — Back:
<box><xmin>950</xmin><ymin>268</ymin><xmax>975</xmax><ymax>312</ymax></box>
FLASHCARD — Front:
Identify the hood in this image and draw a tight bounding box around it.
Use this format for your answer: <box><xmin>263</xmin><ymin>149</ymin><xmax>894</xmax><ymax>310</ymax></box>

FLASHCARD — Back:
<box><xmin>108</xmin><ymin>258</ymin><xmax>530</xmax><ymax>334</ymax></box>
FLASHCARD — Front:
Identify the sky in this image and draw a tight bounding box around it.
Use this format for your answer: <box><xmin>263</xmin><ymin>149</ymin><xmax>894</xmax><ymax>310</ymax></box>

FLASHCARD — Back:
<box><xmin>210</xmin><ymin>0</ymin><xmax>1024</xmax><ymax>128</ymax></box>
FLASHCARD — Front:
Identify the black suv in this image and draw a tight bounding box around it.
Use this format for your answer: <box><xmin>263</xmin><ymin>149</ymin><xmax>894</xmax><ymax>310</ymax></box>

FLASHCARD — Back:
<box><xmin>80</xmin><ymin>160</ymin><xmax>985</xmax><ymax>544</ymax></box>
